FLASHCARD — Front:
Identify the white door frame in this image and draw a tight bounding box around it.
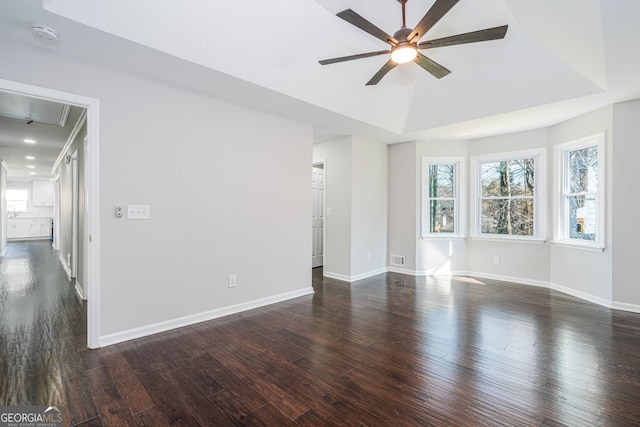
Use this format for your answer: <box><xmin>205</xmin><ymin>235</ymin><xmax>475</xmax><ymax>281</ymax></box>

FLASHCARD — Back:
<box><xmin>71</xmin><ymin>150</ymin><xmax>79</xmax><ymax>279</ymax></box>
<box><xmin>312</xmin><ymin>159</ymin><xmax>327</xmax><ymax>271</ymax></box>
<box><xmin>0</xmin><ymin>78</ymin><xmax>101</xmax><ymax>349</ymax></box>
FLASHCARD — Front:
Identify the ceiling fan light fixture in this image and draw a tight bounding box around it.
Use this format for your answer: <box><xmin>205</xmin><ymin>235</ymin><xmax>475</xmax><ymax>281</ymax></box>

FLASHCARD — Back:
<box><xmin>391</xmin><ymin>44</ymin><xmax>417</xmax><ymax>64</ymax></box>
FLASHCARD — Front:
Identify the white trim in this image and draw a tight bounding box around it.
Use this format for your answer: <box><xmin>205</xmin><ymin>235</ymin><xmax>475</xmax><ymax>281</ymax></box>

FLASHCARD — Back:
<box><xmin>75</xmin><ymin>280</ymin><xmax>86</xmax><ymax>300</ymax></box>
<box><xmin>549</xmin><ymin>281</ymin><xmax>611</xmax><ymax>308</ymax></box>
<box><xmin>553</xmin><ymin>132</ymin><xmax>606</xmax><ymax>250</ymax></box>
<box><xmin>0</xmin><ymin>78</ymin><xmax>101</xmax><ymax>350</ymax></box>
<box><xmin>386</xmin><ymin>266</ymin><xmax>419</xmax><ymax>276</ymax></box>
<box><xmin>351</xmin><ymin>268</ymin><xmax>388</xmax><ymax>282</ymax></box>
<box><xmin>470</xmin><ymin>147</ymin><xmax>546</xmax><ymax>240</ymax></box>
<box><xmin>550</xmin><ymin>241</ymin><xmax>605</xmax><ymax>252</ymax></box>
<box><xmin>322</xmin><ymin>271</ymin><xmax>352</xmax><ymax>282</ymax></box>
<box><xmin>610</xmin><ymin>301</ymin><xmax>640</xmax><ymax>314</ymax></box>
<box><xmin>99</xmin><ymin>287</ymin><xmax>315</xmax><ymax>347</ymax></box>
<box><xmin>466</xmin><ymin>271</ymin><xmax>549</xmax><ymax>288</ymax></box>
<box><xmin>324</xmin><ymin>268</ymin><xmax>389</xmax><ymax>282</ymax></box>
<box><xmin>470</xmin><ymin>236</ymin><xmax>546</xmax><ymax>245</ymax></box>
<box><xmin>59</xmin><ymin>253</ymin><xmax>72</xmax><ymax>279</ymax></box>
<box><xmin>421</xmin><ymin>156</ymin><xmax>466</xmax><ymax>238</ymax></box>
<box><xmin>52</xmin><ymin>108</ymin><xmax>86</xmax><ymax>175</ymax></box>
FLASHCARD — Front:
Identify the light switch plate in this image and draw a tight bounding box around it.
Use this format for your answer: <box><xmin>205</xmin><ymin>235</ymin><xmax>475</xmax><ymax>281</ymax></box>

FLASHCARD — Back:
<box><xmin>127</xmin><ymin>205</ymin><xmax>150</xmax><ymax>220</ymax></box>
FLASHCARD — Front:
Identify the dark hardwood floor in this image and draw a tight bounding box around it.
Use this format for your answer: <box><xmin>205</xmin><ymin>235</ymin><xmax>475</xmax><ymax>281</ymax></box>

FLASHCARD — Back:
<box><xmin>2</xmin><ymin>241</ymin><xmax>640</xmax><ymax>426</ymax></box>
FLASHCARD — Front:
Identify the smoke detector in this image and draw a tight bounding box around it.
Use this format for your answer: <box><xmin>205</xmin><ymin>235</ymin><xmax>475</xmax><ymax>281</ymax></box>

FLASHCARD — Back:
<box><xmin>32</xmin><ymin>24</ymin><xmax>59</xmax><ymax>43</ymax></box>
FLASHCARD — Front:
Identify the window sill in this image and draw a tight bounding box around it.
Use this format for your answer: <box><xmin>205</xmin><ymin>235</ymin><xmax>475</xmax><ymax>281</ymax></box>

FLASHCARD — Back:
<box><xmin>421</xmin><ymin>235</ymin><xmax>466</xmax><ymax>241</ymax></box>
<box><xmin>470</xmin><ymin>236</ymin><xmax>546</xmax><ymax>245</ymax></box>
<box><xmin>550</xmin><ymin>241</ymin><xmax>605</xmax><ymax>252</ymax></box>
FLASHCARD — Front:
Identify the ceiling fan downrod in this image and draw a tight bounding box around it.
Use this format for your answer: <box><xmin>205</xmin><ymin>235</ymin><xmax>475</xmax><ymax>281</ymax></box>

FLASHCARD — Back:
<box><xmin>398</xmin><ymin>0</ymin><xmax>408</xmax><ymax>27</ymax></box>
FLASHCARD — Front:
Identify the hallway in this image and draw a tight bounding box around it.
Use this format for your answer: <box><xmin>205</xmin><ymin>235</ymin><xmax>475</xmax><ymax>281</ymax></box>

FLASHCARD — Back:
<box><xmin>0</xmin><ymin>240</ymin><xmax>86</xmax><ymax>407</ymax></box>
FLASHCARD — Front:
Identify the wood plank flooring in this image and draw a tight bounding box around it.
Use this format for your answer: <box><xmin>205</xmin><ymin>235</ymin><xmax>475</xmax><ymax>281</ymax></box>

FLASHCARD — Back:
<box><xmin>2</xmin><ymin>241</ymin><xmax>640</xmax><ymax>425</ymax></box>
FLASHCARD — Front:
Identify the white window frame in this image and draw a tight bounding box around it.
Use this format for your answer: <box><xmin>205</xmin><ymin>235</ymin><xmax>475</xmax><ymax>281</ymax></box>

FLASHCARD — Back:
<box><xmin>421</xmin><ymin>157</ymin><xmax>465</xmax><ymax>238</ymax></box>
<box><xmin>553</xmin><ymin>132</ymin><xmax>606</xmax><ymax>250</ymax></box>
<box><xmin>470</xmin><ymin>147</ymin><xmax>546</xmax><ymax>241</ymax></box>
<box><xmin>6</xmin><ymin>188</ymin><xmax>30</xmax><ymax>213</ymax></box>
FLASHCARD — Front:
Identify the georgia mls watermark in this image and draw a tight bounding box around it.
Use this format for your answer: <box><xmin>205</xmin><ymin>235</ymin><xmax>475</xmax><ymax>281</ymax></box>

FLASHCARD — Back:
<box><xmin>0</xmin><ymin>406</ymin><xmax>64</xmax><ymax>427</ymax></box>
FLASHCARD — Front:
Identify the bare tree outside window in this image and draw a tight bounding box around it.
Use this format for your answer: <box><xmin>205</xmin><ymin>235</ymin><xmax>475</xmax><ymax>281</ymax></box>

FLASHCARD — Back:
<box><xmin>480</xmin><ymin>158</ymin><xmax>535</xmax><ymax>236</ymax></box>
<box><xmin>566</xmin><ymin>146</ymin><xmax>598</xmax><ymax>241</ymax></box>
<box><xmin>428</xmin><ymin>164</ymin><xmax>456</xmax><ymax>233</ymax></box>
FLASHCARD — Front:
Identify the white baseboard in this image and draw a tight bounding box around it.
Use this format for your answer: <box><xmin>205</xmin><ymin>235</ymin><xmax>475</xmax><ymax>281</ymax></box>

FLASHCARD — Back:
<box><xmin>386</xmin><ymin>266</ymin><xmax>418</xmax><ymax>276</ymax></box>
<box><xmin>59</xmin><ymin>254</ymin><xmax>72</xmax><ymax>280</ymax></box>
<box><xmin>466</xmin><ymin>271</ymin><xmax>549</xmax><ymax>288</ymax></box>
<box><xmin>549</xmin><ymin>282</ymin><xmax>612</xmax><ymax>308</ymax></box>
<box><xmin>610</xmin><ymin>301</ymin><xmax>640</xmax><ymax>314</ymax></box>
<box><xmin>324</xmin><ymin>267</ymin><xmax>390</xmax><ymax>282</ymax></box>
<box><xmin>75</xmin><ymin>280</ymin><xmax>86</xmax><ymax>301</ymax></box>
<box><xmin>322</xmin><ymin>271</ymin><xmax>351</xmax><ymax>282</ymax></box>
<box><xmin>99</xmin><ymin>287</ymin><xmax>315</xmax><ymax>348</ymax></box>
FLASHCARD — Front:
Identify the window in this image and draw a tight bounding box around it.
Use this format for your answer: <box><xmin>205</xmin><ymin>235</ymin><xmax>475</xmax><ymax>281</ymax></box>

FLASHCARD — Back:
<box><xmin>421</xmin><ymin>157</ymin><xmax>464</xmax><ymax>237</ymax></box>
<box><xmin>555</xmin><ymin>133</ymin><xmax>605</xmax><ymax>248</ymax></box>
<box><xmin>471</xmin><ymin>148</ymin><xmax>546</xmax><ymax>240</ymax></box>
<box><xmin>7</xmin><ymin>189</ymin><xmax>29</xmax><ymax>213</ymax></box>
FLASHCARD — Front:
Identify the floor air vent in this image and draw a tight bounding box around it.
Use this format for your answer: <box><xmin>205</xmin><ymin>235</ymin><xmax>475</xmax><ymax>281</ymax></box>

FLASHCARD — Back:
<box><xmin>390</xmin><ymin>255</ymin><xmax>405</xmax><ymax>266</ymax></box>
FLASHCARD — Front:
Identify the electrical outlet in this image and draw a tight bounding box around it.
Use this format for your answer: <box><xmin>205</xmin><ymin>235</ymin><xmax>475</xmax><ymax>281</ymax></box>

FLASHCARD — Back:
<box><xmin>228</xmin><ymin>275</ymin><xmax>237</xmax><ymax>288</ymax></box>
<box><xmin>493</xmin><ymin>256</ymin><xmax>500</xmax><ymax>265</ymax></box>
<box><xmin>127</xmin><ymin>205</ymin><xmax>150</xmax><ymax>220</ymax></box>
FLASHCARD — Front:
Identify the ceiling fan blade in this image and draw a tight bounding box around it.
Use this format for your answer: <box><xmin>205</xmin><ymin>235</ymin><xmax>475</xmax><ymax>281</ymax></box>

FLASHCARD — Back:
<box><xmin>419</xmin><ymin>25</ymin><xmax>508</xmax><ymax>49</ymax></box>
<box><xmin>366</xmin><ymin>59</ymin><xmax>398</xmax><ymax>86</ymax></box>
<box><xmin>408</xmin><ymin>0</ymin><xmax>459</xmax><ymax>43</ymax></box>
<box><xmin>319</xmin><ymin>50</ymin><xmax>390</xmax><ymax>65</ymax></box>
<box><xmin>337</xmin><ymin>9</ymin><xmax>398</xmax><ymax>45</ymax></box>
<box><xmin>414</xmin><ymin>53</ymin><xmax>450</xmax><ymax>79</ymax></box>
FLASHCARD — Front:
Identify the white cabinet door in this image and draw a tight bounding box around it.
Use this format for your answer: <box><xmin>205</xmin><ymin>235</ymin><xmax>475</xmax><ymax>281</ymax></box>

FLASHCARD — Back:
<box><xmin>32</xmin><ymin>181</ymin><xmax>54</xmax><ymax>206</ymax></box>
<box><xmin>40</xmin><ymin>219</ymin><xmax>52</xmax><ymax>237</ymax></box>
<box><xmin>30</xmin><ymin>219</ymin><xmax>41</xmax><ymax>237</ymax></box>
<box><xmin>8</xmin><ymin>219</ymin><xmax>30</xmax><ymax>239</ymax></box>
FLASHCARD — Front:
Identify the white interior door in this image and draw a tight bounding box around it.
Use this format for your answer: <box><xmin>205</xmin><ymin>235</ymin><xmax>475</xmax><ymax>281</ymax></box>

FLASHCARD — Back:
<box><xmin>312</xmin><ymin>166</ymin><xmax>324</xmax><ymax>268</ymax></box>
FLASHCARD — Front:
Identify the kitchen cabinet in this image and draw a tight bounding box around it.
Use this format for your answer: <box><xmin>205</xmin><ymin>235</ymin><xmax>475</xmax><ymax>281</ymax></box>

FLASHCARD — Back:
<box><xmin>7</xmin><ymin>219</ymin><xmax>30</xmax><ymax>239</ymax></box>
<box><xmin>40</xmin><ymin>219</ymin><xmax>52</xmax><ymax>237</ymax></box>
<box><xmin>32</xmin><ymin>180</ymin><xmax>54</xmax><ymax>206</ymax></box>
<box><xmin>8</xmin><ymin>218</ymin><xmax>52</xmax><ymax>239</ymax></box>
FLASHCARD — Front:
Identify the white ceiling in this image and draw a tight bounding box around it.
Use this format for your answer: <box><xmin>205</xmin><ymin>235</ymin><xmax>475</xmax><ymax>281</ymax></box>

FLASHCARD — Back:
<box><xmin>0</xmin><ymin>92</ymin><xmax>83</xmax><ymax>180</ymax></box>
<box><xmin>1</xmin><ymin>0</ymin><xmax>640</xmax><ymax>143</ymax></box>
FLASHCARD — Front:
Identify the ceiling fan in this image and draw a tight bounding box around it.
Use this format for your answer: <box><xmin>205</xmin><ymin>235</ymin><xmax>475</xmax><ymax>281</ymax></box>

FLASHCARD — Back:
<box><xmin>319</xmin><ymin>0</ymin><xmax>508</xmax><ymax>85</ymax></box>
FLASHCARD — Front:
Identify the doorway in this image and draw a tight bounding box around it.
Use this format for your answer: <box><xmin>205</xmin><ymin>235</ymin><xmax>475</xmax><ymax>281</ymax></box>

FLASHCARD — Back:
<box><xmin>312</xmin><ymin>162</ymin><xmax>325</xmax><ymax>268</ymax></box>
<box><xmin>0</xmin><ymin>78</ymin><xmax>100</xmax><ymax>348</ymax></box>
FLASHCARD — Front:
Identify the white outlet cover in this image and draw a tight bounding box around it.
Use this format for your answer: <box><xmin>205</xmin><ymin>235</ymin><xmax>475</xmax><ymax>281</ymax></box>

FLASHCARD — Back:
<box><xmin>127</xmin><ymin>204</ymin><xmax>150</xmax><ymax>220</ymax></box>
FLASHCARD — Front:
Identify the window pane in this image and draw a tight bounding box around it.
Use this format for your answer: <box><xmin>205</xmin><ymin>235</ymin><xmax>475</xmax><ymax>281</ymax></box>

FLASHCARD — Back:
<box><xmin>481</xmin><ymin>198</ymin><xmax>534</xmax><ymax>236</ymax></box>
<box><xmin>428</xmin><ymin>164</ymin><xmax>455</xmax><ymax>198</ymax></box>
<box><xmin>6</xmin><ymin>189</ymin><xmax>28</xmax><ymax>201</ymax></box>
<box><xmin>481</xmin><ymin>159</ymin><xmax>534</xmax><ymax>197</ymax></box>
<box><xmin>569</xmin><ymin>146</ymin><xmax>598</xmax><ymax>193</ymax></box>
<box><xmin>568</xmin><ymin>195</ymin><xmax>597</xmax><ymax>241</ymax></box>
<box><xmin>429</xmin><ymin>200</ymin><xmax>455</xmax><ymax>233</ymax></box>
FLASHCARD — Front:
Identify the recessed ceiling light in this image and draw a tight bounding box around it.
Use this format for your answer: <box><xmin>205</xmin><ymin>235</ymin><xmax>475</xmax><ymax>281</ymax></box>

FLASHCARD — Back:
<box><xmin>24</xmin><ymin>139</ymin><xmax>36</xmax><ymax>144</ymax></box>
<box><xmin>27</xmin><ymin>165</ymin><xmax>35</xmax><ymax>169</ymax></box>
<box><xmin>29</xmin><ymin>172</ymin><xmax>36</xmax><ymax>175</ymax></box>
<box><xmin>25</xmin><ymin>156</ymin><xmax>35</xmax><ymax>160</ymax></box>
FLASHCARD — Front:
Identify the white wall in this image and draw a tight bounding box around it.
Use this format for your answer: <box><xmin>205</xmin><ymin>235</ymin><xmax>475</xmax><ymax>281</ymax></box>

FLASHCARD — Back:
<box><xmin>387</xmin><ymin>141</ymin><xmax>418</xmax><ymax>273</ymax></box>
<box><xmin>466</xmin><ymin>128</ymin><xmax>551</xmax><ymax>284</ymax></box>
<box><xmin>612</xmin><ymin>99</ymin><xmax>640</xmax><ymax>306</ymax></box>
<box><xmin>415</xmin><ymin>140</ymin><xmax>468</xmax><ymax>275</ymax></box>
<box><xmin>313</xmin><ymin>137</ymin><xmax>352</xmax><ymax>279</ymax></box>
<box><xmin>351</xmin><ymin>137</ymin><xmax>387</xmax><ymax>279</ymax></box>
<box><xmin>0</xmin><ymin>37</ymin><xmax>313</xmax><ymax>341</ymax></box>
<box><xmin>549</xmin><ymin>106</ymin><xmax>613</xmax><ymax>302</ymax></box>
<box><xmin>313</xmin><ymin>136</ymin><xmax>387</xmax><ymax>281</ymax></box>
<box><xmin>0</xmin><ymin>165</ymin><xmax>6</xmax><ymax>256</ymax></box>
